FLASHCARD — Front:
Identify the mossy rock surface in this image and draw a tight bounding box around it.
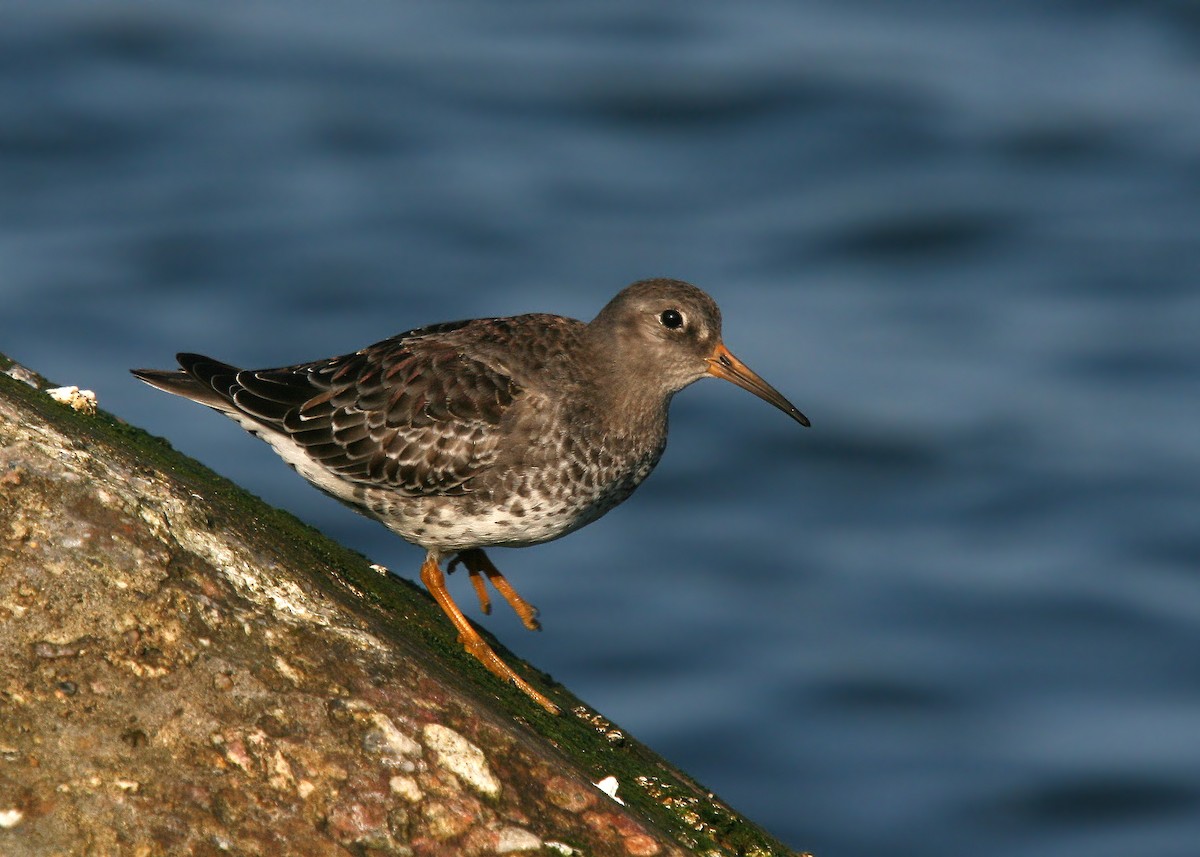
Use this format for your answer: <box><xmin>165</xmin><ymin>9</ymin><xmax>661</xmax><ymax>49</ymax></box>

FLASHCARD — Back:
<box><xmin>0</xmin><ymin>354</ymin><xmax>804</xmax><ymax>856</ymax></box>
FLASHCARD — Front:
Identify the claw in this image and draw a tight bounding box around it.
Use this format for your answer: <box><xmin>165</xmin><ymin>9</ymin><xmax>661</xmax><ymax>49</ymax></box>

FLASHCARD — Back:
<box><xmin>451</xmin><ymin>549</ymin><xmax>541</xmax><ymax>631</ymax></box>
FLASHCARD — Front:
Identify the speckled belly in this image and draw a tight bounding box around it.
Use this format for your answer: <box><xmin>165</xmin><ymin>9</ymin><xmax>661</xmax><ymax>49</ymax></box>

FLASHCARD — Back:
<box><xmin>359</xmin><ymin>448</ymin><xmax>663</xmax><ymax>554</ymax></box>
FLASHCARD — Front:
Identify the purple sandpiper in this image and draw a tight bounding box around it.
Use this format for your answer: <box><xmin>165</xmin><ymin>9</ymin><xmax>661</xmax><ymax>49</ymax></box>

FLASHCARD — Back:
<box><xmin>133</xmin><ymin>278</ymin><xmax>809</xmax><ymax>713</ymax></box>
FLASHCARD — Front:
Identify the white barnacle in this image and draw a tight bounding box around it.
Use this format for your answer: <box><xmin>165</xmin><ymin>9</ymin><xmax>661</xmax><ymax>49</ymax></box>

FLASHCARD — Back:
<box><xmin>46</xmin><ymin>386</ymin><xmax>98</xmax><ymax>415</ymax></box>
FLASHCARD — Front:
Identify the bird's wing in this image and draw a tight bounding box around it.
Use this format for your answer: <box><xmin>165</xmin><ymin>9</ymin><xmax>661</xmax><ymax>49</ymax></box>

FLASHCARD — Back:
<box><xmin>180</xmin><ymin>321</ymin><xmax>521</xmax><ymax>497</ymax></box>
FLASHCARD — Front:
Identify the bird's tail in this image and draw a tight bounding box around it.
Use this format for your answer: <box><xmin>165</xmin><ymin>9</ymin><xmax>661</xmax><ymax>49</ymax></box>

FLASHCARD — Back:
<box><xmin>130</xmin><ymin>354</ymin><xmax>241</xmax><ymax>412</ymax></box>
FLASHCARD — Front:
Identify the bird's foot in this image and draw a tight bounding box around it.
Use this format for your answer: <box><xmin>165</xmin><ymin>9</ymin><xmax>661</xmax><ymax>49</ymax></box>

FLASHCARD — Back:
<box><xmin>458</xmin><ymin>633</ymin><xmax>559</xmax><ymax>714</ymax></box>
<box><xmin>422</xmin><ymin>554</ymin><xmax>558</xmax><ymax>714</ymax></box>
<box><xmin>449</xmin><ymin>548</ymin><xmax>541</xmax><ymax>632</ymax></box>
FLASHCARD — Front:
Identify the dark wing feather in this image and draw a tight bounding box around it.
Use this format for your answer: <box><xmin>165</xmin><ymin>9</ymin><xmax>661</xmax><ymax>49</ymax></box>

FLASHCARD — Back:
<box><xmin>178</xmin><ymin>325</ymin><xmax>521</xmax><ymax>497</ymax></box>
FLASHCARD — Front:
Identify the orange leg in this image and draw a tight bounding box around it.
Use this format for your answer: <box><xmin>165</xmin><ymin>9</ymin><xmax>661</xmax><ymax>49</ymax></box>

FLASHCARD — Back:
<box><xmin>447</xmin><ymin>551</ymin><xmax>493</xmax><ymax>614</ymax></box>
<box><xmin>448</xmin><ymin>548</ymin><xmax>541</xmax><ymax>632</ymax></box>
<box><xmin>421</xmin><ymin>554</ymin><xmax>558</xmax><ymax>714</ymax></box>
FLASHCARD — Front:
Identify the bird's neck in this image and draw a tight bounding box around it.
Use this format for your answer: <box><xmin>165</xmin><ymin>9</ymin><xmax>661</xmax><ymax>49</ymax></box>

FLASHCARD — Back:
<box><xmin>579</xmin><ymin>323</ymin><xmax>673</xmax><ymax>443</ymax></box>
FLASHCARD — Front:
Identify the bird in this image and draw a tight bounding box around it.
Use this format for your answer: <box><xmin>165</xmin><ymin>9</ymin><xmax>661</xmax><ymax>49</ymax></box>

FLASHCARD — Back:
<box><xmin>132</xmin><ymin>278</ymin><xmax>809</xmax><ymax>713</ymax></box>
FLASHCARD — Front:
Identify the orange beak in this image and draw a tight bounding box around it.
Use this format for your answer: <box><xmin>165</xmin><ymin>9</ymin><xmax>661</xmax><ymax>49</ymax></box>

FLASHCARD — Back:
<box><xmin>705</xmin><ymin>342</ymin><xmax>810</xmax><ymax>427</ymax></box>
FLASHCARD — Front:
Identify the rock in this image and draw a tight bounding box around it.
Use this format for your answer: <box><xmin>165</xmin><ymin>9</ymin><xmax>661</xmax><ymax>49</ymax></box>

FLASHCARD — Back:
<box><xmin>0</xmin><ymin>353</ymin><xmax>802</xmax><ymax>856</ymax></box>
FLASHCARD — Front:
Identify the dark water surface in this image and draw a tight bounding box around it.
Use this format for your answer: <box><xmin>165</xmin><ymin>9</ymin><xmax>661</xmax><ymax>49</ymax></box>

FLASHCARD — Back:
<box><xmin>4</xmin><ymin>3</ymin><xmax>1200</xmax><ymax>855</ymax></box>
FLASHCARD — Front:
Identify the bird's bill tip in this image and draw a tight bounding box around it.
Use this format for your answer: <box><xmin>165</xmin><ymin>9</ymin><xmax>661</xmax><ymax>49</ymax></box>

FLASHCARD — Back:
<box><xmin>706</xmin><ymin>342</ymin><xmax>810</xmax><ymax>427</ymax></box>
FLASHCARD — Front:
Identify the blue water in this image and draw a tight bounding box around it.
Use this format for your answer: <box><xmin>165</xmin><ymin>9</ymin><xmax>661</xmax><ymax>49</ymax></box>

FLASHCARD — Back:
<box><xmin>4</xmin><ymin>3</ymin><xmax>1199</xmax><ymax>854</ymax></box>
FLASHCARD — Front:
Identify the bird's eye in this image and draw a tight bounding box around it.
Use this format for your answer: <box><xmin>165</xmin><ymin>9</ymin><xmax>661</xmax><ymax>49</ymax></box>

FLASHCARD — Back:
<box><xmin>659</xmin><ymin>309</ymin><xmax>684</xmax><ymax>330</ymax></box>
